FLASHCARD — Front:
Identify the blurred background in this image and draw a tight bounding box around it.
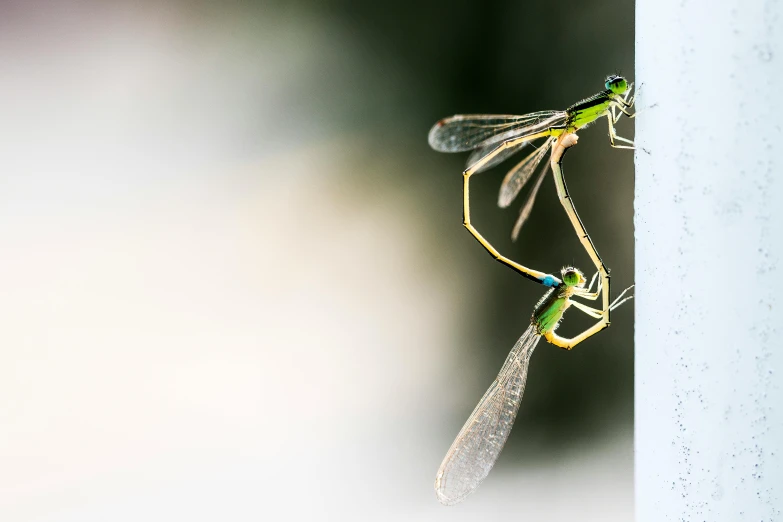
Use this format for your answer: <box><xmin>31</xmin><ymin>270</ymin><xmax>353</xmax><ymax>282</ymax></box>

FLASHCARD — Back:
<box><xmin>0</xmin><ymin>0</ymin><xmax>635</xmax><ymax>520</ymax></box>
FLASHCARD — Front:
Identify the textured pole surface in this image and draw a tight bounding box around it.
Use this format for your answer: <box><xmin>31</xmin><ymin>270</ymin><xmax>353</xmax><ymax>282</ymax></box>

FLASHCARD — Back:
<box><xmin>635</xmin><ymin>1</ymin><xmax>783</xmax><ymax>520</ymax></box>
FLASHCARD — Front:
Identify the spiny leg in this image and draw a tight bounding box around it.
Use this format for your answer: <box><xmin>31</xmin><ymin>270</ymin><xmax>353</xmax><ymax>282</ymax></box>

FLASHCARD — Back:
<box><xmin>576</xmin><ymin>271</ymin><xmax>601</xmax><ymax>301</ymax></box>
<box><xmin>616</xmin><ymin>104</ymin><xmax>636</xmax><ymax>118</ymax></box>
<box><xmin>573</xmin><ymin>285</ymin><xmax>602</xmax><ymax>301</ymax></box>
<box><xmin>613</xmin><ymin>84</ymin><xmax>635</xmax><ymax>112</ymax></box>
<box><xmin>614</xmin><ymin>101</ymin><xmax>655</xmax><ymax>154</ymax></box>
<box><xmin>544</xmin><ymin>319</ymin><xmax>609</xmax><ymax>350</ymax></box>
<box><xmin>606</xmin><ymin>115</ymin><xmax>635</xmax><ymax>149</ymax></box>
<box><xmin>610</xmin><ymin>91</ymin><xmax>638</xmax><ymax>146</ymax></box>
<box><xmin>574</xmin><ymin>271</ymin><xmax>602</xmax><ymax>300</ymax></box>
<box><xmin>610</xmin><ymin>284</ymin><xmax>635</xmax><ymax>310</ymax></box>
<box><xmin>587</xmin><ymin>270</ymin><xmax>599</xmax><ymax>292</ymax></box>
<box><xmin>547</xmin><ymin>284</ymin><xmax>635</xmax><ymax>350</ymax></box>
<box><xmin>610</xmin><ymin>100</ymin><xmax>636</xmax><ymax>122</ymax></box>
<box><xmin>569</xmin><ymin>285</ymin><xmax>634</xmax><ymax>319</ymax></box>
<box><xmin>570</xmin><ymin>300</ymin><xmax>604</xmax><ymax>319</ymax></box>
<box><xmin>612</xmin><ymin>105</ymin><xmax>637</xmax><ymax>124</ymax></box>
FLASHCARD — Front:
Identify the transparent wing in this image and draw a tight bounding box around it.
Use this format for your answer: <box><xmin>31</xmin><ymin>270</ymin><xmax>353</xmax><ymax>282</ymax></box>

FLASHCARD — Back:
<box><xmin>435</xmin><ymin>325</ymin><xmax>541</xmax><ymax>506</ymax></box>
<box><xmin>511</xmin><ymin>160</ymin><xmax>550</xmax><ymax>241</ymax></box>
<box><xmin>498</xmin><ymin>137</ymin><xmax>555</xmax><ymax>208</ymax></box>
<box><xmin>465</xmin><ymin>112</ymin><xmax>564</xmax><ymax>157</ymax></box>
<box><xmin>428</xmin><ymin>111</ymin><xmax>564</xmax><ymax>153</ymax></box>
<box><xmin>466</xmin><ymin>138</ymin><xmax>531</xmax><ymax>174</ymax></box>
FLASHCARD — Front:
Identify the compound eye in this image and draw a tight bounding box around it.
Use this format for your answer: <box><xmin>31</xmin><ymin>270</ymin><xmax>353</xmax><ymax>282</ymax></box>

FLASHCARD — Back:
<box><xmin>605</xmin><ymin>76</ymin><xmax>628</xmax><ymax>94</ymax></box>
<box><xmin>561</xmin><ymin>268</ymin><xmax>583</xmax><ymax>287</ymax></box>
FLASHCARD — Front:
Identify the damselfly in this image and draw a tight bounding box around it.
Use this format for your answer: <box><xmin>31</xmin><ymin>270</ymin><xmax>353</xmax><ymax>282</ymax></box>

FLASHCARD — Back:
<box><xmin>429</xmin><ymin>75</ymin><xmax>635</xmax><ymax>240</ymax></box>
<box><xmin>435</xmin><ymin>265</ymin><xmax>633</xmax><ymax>505</ymax></box>
<box><xmin>435</xmin><ymin>133</ymin><xmax>634</xmax><ymax>505</ymax></box>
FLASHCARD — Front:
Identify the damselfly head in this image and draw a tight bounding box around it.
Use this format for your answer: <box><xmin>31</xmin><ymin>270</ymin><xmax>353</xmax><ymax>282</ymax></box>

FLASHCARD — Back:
<box><xmin>605</xmin><ymin>75</ymin><xmax>628</xmax><ymax>94</ymax></box>
<box><xmin>561</xmin><ymin>267</ymin><xmax>586</xmax><ymax>287</ymax></box>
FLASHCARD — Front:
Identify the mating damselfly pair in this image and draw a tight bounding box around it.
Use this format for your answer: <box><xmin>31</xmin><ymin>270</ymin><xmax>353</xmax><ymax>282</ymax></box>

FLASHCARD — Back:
<box><xmin>428</xmin><ymin>75</ymin><xmax>636</xmax><ymax>505</ymax></box>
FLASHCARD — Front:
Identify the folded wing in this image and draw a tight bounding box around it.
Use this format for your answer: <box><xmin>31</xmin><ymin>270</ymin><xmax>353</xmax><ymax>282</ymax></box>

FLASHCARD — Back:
<box><xmin>435</xmin><ymin>325</ymin><xmax>540</xmax><ymax>505</ymax></box>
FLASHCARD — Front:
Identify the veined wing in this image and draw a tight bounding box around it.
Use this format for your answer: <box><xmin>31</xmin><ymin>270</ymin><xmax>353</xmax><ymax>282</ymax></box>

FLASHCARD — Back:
<box><xmin>464</xmin><ymin>112</ymin><xmax>565</xmax><ymax>175</ymax></box>
<box><xmin>435</xmin><ymin>325</ymin><xmax>540</xmax><ymax>506</ymax></box>
<box><xmin>511</xmin><ymin>160</ymin><xmax>550</xmax><ymax>241</ymax></box>
<box><xmin>465</xmin><ymin>137</ymin><xmax>532</xmax><ymax>174</ymax></box>
<box><xmin>428</xmin><ymin>111</ymin><xmax>563</xmax><ymax>153</ymax></box>
<box><xmin>498</xmin><ymin>136</ymin><xmax>555</xmax><ymax>208</ymax></box>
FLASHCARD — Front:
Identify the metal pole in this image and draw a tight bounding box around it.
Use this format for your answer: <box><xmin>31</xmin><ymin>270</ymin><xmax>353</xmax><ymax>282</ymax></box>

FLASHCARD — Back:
<box><xmin>635</xmin><ymin>1</ymin><xmax>783</xmax><ymax>520</ymax></box>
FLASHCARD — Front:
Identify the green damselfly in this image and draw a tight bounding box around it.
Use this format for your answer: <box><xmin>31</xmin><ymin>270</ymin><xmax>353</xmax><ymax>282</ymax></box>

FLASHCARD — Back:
<box><xmin>429</xmin><ymin>75</ymin><xmax>636</xmax><ymax>240</ymax></box>
<box><xmin>435</xmin><ymin>132</ymin><xmax>633</xmax><ymax>505</ymax></box>
<box><xmin>435</xmin><ymin>264</ymin><xmax>633</xmax><ymax>505</ymax></box>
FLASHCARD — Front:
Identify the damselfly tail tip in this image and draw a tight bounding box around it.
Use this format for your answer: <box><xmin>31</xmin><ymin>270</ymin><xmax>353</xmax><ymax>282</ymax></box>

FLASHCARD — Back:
<box><xmin>510</xmin><ymin>216</ymin><xmax>525</xmax><ymax>242</ymax></box>
<box><xmin>435</xmin><ymin>489</ymin><xmax>467</xmax><ymax>507</ymax></box>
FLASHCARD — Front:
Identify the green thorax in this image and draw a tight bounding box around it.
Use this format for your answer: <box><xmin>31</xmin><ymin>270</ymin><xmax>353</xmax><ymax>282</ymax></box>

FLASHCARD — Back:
<box><xmin>565</xmin><ymin>90</ymin><xmax>615</xmax><ymax>130</ymax></box>
<box><xmin>531</xmin><ymin>284</ymin><xmax>572</xmax><ymax>334</ymax></box>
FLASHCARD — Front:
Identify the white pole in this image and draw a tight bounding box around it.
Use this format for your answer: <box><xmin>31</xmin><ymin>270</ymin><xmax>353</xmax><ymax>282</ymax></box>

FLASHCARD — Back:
<box><xmin>635</xmin><ymin>1</ymin><xmax>783</xmax><ymax>520</ymax></box>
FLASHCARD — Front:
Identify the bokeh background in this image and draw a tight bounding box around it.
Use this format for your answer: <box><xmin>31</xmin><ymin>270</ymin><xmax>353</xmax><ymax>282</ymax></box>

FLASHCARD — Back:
<box><xmin>0</xmin><ymin>1</ymin><xmax>635</xmax><ymax>520</ymax></box>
